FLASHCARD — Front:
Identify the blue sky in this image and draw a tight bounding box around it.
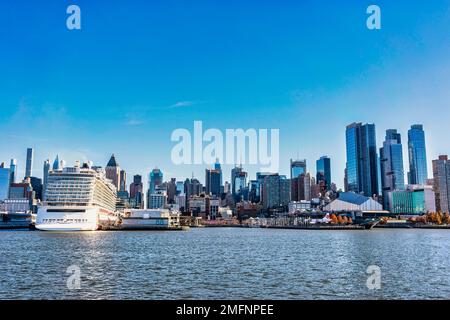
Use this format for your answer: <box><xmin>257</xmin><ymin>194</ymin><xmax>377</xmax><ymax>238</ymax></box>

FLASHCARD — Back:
<box><xmin>1</xmin><ymin>0</ymin><xmax>450</xmax><ymax>188</ymax></box>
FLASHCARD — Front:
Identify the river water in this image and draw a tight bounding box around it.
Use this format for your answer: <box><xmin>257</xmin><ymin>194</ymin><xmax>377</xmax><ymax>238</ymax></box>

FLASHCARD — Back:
<box><xmin>1</xmin><ymin>227</ymin><xmax>449</xmax><ymax>300</ymax></box>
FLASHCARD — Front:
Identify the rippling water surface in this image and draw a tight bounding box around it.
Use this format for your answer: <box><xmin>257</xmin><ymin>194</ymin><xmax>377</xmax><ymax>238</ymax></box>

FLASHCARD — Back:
<box><xmin>1</xmin><ymin>228</ymin><xmax>450</xmax><ymax>299</ymax></box>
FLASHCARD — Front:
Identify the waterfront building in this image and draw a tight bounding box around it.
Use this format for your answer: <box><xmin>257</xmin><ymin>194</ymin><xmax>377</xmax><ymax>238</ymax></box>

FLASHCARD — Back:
<box><xmin>408</xmin><ymin>124</ymin><xmax>428</xmax><ymax>185</ymax></box>
<box><xmin>289</xmin><ymin>201</ymin><xmax>312</xmax><ymax>214</ymax></box>
<box><xmin>0</xmin><ymin>163</ymin><xmax>10</xmax><ymax>201</ymax></box>
<box><xmin>316</xmin><ymin>156</ymin><xmax>331</xmax><ymax>192</ymax></box>
<box><xmin>261</xmin><ymin>174</ymin><xmax>290</xmax><ymax>210</ymax></box>
<box><xmin>323</xmin><ymin>192</ymin><xmax>383</xmax><ymax>212</ymax></box>
<box><xmin>0</xmin><ymin>199</ymin><xmax>31</xmax><ymax>213</ymax></box>
<box><xmin>205</xmin><ymin>168</ymin><xmax>221</xmax><ymax>196</ymax></box>
<box><xmin>432</xmin><ymin>155</ymin><xmax>450</xmax><ymax>213</ymax></box>
<box><xmin>9</xmin><ymin>159</ymin><xmax>17</xmax><ymax>185</ymax></box>
<box><xmin>36</xmin><ymin>162</ymin><xmax>118</xmax><ymax>231</ymax></box>
<box><xmin>9</xmin><ymin>181</ymin><xmax>33</xmax><ymax>200</ymax></box>
<box><xmin>25</xmin><ymin>148</ymin><xmax>33</xmax><ymax>179</ymax></box>
<box><xmin>345</xmin><ymin>122</ymin><xmax>379</xmax><ymax>197</ymax></box>
<box><xmin>105</xmin><ymin>154</ymin><xmax>121</xmax><ymax>191</ymax></box>
<box><xmin>380</xmin><ymin>129</ymin><xmax>405</xmax><ymax>210</ymax></box>
<box><xmin>388</xmin><ymin>185</ymin><xmax>436</xmax><ymax>215</ymax></box>
<box><xmin>120</xmin><ymin>209</ymin><xmax>180</xmax><ymax>230</ymax></box>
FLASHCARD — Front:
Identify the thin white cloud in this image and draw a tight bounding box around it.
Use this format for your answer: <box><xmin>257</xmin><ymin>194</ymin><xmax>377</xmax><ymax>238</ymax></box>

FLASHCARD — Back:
<box><xmin>167</xmin><ymin>101</ymin><xmax>195</xmax><ymax>109</ymax></box>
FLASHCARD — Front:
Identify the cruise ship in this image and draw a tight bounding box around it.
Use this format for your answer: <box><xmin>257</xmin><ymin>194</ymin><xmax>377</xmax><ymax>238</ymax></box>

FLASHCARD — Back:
<box><xmin>36</xmin><ymin>161</ymin><xmax>119</xmax><ymax>231</ymax></box>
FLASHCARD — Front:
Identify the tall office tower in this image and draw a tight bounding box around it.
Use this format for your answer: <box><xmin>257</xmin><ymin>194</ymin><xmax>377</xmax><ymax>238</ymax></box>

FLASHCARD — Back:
<box><xmin>0</xmin><ymin>162</ymin><xmax>10</xmax><ymax>201</ymax></box>
<box><xmin>167</xmin><ymin>178</ymin><xmax>177</xmax><ymax>204</ymax></box>
<box><xmin>149</xmin><ymin>168</ymin><xmax>163</xmax><ymax>194</ymax></box>
<box><xmin>408</xmin><ymin>124</ymin><xmax>428</xmax><ymax>185</ymax></box>
<box><xmin>214</xmin><ymin>158</ymin><xmax>223</xmax><ymax>188</ymax></box>
<box><xmin>290</xmin><ymin>159</ymin><xmax>307</xmax><ymax>201</ymax></box>
<box><xmin>380</xmin><ymin>129</ymin><xmax>406</xmax><ymax>209</ymax></box>
<box><xmin>105</xmin><ymin>154</ymin><xmax>121</xmax><ymax>191</ymax></box>
<box><xmin>261</xmin><ymin>174</ymin><xmax>290</xmax><ymax>210</ymax></box>
<box><xmin>9</xmin><ymin>159</ymin><xmax>17</xmax><ymax>185</ymax></box>
<box><xmin>205</xmin><ymin>168</ymin><xmax>221</xmax><ymax>196</ymax></box>
<box><xmin>119</xmin><ymin>170</ymin><xmax>127</xmax><ymax>192</ymax></box>
<box><xmin>129</xmin><ymin>175</ymin><xmax>143</xmax><ymax>198</ymax></box>
<box><xmin>231</xmin><ymin>165</ymin><xmax>248</xmax><ymax>202</ymax></box>
<box><xmin>147</xmin><ymin>168</ymin><xmax>164</xmax><ymax>208</ymax></box>
<box><xmin>316</xmin><ymin>156</ymin><xmax>331</xmax><ymax>193</ymax></box>
<box><xmin>432</xmin><ymin>155</ymin><xmax>450</xmax><ymax>213</ymax></box>
<box><xmin>345</xmin><ymin>122</ymin><xmax>379</xmax><ymax>197</ymax></box>
<box><xmin>25</xmin><ymin>148</ymin><xmax>34</xmax><ymax>178</ymax></box>
<box><xmin>42</xmin><ymin>159</ymin><xmax>50</xmax><ymax>199</ymax></box>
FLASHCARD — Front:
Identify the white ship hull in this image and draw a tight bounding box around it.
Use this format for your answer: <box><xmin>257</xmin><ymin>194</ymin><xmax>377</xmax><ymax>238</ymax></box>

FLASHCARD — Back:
<box><xmin>36</xmin><ymin>206</ymin><xmax>117</xmax><ymax>231</ymax></box>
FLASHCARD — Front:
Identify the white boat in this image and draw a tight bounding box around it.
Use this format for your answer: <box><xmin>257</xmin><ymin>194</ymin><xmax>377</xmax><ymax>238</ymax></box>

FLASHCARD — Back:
<box><xmin>36</xmin><ymin>162</ymin><xmax>118</xmax><ymax>231</ymax></box>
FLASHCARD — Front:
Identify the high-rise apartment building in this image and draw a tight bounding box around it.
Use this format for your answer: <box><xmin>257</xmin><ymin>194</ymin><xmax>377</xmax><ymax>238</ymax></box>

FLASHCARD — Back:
<box><xmin>432</xmin><ymin>155</ymin><xmax>450</xmax><ymax>213</ymax></box>
<box><xmin>25</xmin><ymin>148</ymin><xmax>34</xmax><ymax>178</ymax></box>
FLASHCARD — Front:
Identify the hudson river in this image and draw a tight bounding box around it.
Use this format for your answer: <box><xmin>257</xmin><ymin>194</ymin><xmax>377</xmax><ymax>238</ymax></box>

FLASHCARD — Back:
<box><xmin>1</xmin><ymin>228</ymin><xmax>450</xmax><ymax>299</ymax></box>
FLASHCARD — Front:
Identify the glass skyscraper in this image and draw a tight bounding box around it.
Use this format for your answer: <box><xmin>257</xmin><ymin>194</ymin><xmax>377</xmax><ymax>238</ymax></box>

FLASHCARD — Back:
<box><xmin>408</xmin><ymin>124</ymin><xmax>428</xmax><ymax>185</ymax></box>
<box><xmin>0</xmin><ymin>164</ymin><xmax>10</xmax><ymax>201</ymax></box>
<box><xmin>345</xmin><ymin>122</ymin><xmax>379</xmax><ymax>197</ymax></box>
<box><xmin>316</xmin><ymin>156</ymin><xmax>331</xmax><ymax>191</ymax></box>
<box><xmin>380</xmin><ymin>129</ymin><xmax>405</xmax><ymax>209</ymax></box>
<box><xmin>25</xmin><ymin>148</ymin><xmax>34</xmax><ymax>178</ymax></box>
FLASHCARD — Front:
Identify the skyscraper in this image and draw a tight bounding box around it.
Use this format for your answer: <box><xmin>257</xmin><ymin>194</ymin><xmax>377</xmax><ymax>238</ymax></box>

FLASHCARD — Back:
<box><xmin>231</xmin><ymin>165</ymin><xmax>248</xmax><ymax>202</ymax></box>
<box><xmin>205</xmin><ymin>168</ymin><xmax>221</xmax><ymax>196</ymax></box>
<box><xmin>9</xmin><ymin>159</ymin><xmax>17</xmax><ymax>185</ymax></box>
<box><xmin>380</xmin><ymin>129</ymin><xmax>405</xmax><ymax>209</ymax></box>
<box><xmin>119</xmin><ymin>169</ymin><xmax>127</xmax><ymax>192</ymax></box>
<box><xmin>261</xmin><ymin>174</ymin><xmax>290</xmax><ymax>210</ymax></box>
<box><xmin>105</xmin><ymin>154</ymin><xmax>121</xmax><ymax>190</ymax></box>
<box><xmin>129</xmin><ymin>174</ymin><xmax>144</xmax><ymax>209</ymax></box>
<box><xmin>316</xmin><ymin>156</ymin><xmax>331</xmax><ymax>192</ymax></box>
<box><xmin>432</xmin><ymin>155</ymin><xmax>450</xmax><ymax>213</ymax></box>
<box><xmin>25</xmin><ymin>148</ymin><xmax>34</xmax><ymax>178</ymax></box>
<box><xmin>0</xmin><ymin>162</ymin><xmax>10</xmax><ymax>201</ymax></box>
<box><xmin>345</xmin><ymin>122</ymin><xmax>379</xmax><ymax>197</ymax></box>
<box><xmin>149</xmin><ymin>168</ymin><xmax>163</xmax><ymax>194</ymax></box>
<box><xmin>408</xmin><ymin>124</ymin><xmax>428</xmax><ymax>185</ymax></box>
<box><xmin>290</xmin><ymin>159</ymin><xmax>306</xmax><ymax>201</ymax></box>
<box><xmin>43</xmin><ymin>159</ymin><xmax>50</xmax><ymax>199</ymax></box>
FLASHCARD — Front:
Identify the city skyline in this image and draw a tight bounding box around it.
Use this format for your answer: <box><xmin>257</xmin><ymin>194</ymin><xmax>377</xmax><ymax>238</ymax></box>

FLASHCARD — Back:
<box><xmin>2</xmin><ymin>1</ymin><xmax>450</xmax><ymax>189</ymax></box>
<box><xmin>0</xmin><ymin>121</ymin><xmax>441</xmax><ymax>192</ymax></box>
